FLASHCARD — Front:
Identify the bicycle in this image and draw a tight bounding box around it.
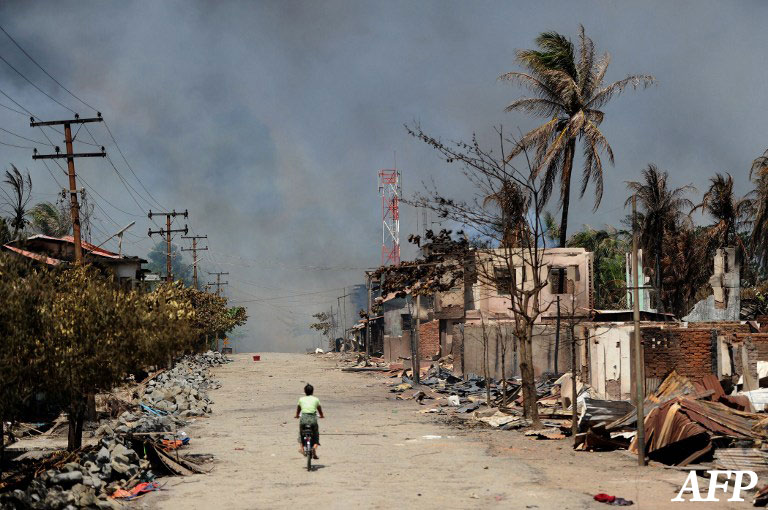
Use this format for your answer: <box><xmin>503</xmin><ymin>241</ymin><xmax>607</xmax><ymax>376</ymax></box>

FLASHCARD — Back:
<box><xmin>300</xmin><ymin>423</ymin><xmax>314</xmax><ymax>471</ymax></box>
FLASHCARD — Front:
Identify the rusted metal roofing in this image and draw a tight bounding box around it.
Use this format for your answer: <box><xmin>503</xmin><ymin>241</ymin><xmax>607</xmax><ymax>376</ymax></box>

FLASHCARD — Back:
<box><xmin>2</xmin><ymin>244</ymin><xmax>63</xmax><ymax>266</ymax></box>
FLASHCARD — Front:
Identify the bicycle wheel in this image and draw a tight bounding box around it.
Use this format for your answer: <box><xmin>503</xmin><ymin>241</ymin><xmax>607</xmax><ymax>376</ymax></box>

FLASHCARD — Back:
<box><xmin>306</xmin><ymin>446</ymin><xmax>312</xmax><ymax>471</ymax></box>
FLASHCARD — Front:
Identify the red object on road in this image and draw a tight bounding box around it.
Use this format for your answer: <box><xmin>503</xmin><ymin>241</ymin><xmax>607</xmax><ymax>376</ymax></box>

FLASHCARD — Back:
<box><xmin>253</xmin><ymin>355</ymin><xmax>261</xmax><ymax>361</ymax></box>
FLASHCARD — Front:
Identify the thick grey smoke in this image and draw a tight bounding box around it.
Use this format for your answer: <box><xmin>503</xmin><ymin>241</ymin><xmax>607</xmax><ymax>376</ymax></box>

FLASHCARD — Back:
<box><xmin>0</xmin><ymin>1</ymin><xmax>766</xmax><ymax>351</ymax></box>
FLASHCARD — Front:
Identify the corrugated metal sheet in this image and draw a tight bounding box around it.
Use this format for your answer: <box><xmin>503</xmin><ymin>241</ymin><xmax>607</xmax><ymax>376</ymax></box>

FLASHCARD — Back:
<box><xmin>714</xmin><ymin>448</ymin><xmax>768</xmax><ymax>471</ymax></box>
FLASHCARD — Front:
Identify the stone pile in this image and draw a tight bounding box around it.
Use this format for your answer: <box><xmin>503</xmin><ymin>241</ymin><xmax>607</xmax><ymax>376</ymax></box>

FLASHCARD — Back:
<box><xmin>0</xmin><ymin>436</ymin><xmax>142</xmax><ymax>509</ymax></box>
<box><xmin>0</xmin><ymin>351</ymin><xmax>228</xmax><ymax>510</ymax></box>
<box><xmin>134</xmin><ymin>352</ymin><xmax>224</xmax><ymax>422</ymax></box>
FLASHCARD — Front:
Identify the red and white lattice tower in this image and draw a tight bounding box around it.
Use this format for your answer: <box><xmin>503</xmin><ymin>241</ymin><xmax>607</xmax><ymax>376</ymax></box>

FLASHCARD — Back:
<box><xmin>378</xmin><ymin>168</ymin><xmax>401</xmax><ymax>265</ymax></box>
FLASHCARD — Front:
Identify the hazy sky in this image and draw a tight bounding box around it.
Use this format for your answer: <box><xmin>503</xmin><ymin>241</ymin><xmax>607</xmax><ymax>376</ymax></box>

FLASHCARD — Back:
<box><xmin>0</xmin><ymin>1</ymin><xmax>766</xmax><ymax>351</ymax></box>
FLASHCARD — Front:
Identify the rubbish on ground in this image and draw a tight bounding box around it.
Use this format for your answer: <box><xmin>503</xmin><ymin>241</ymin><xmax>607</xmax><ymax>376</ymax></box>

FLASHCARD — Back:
<box><xmin>629</xmin><ymin>396</ymin><xmax>767</xmax><ymax>466</ymax></box>
<box><xmin>111</xmin><ymin>481</ymin><xmax>161</xmax><ymax>500</ymax></box>
<box><xmin>253</xmin><ymin>355</ymin><xmax>261</xmax><ymax>361</ymax></box>
<box><xmin>524</xmin><ymin>428</ymin><xmax>566</xmax><ymax>440</ymax></box>
<box><xmin>447</xmin><ymin>395</ymin><xmax>460</xmax><ymax>407</ymax></box>
<box><xmin>478</xmin><ymin>411</ymin><xmax>527</xmax><ymax>430</ymax></box>
<box><xmin>391</xmin><ymin>383</ymin><xmax>412</xmax><ymax>393</ymax></box>
<box><xmin>594</xmin><ymin>493</ymin><xmax>634</xmax><ymax>506</ymax></box>
<box><xmin>0</xmin><ymin>351</ymin><xmax>225</xmax><ymax>509</ymax></box>
<box><xmin>579</xmin><ymin>398</ymin><xmax>634</xmax><ymax>431</ymax></box>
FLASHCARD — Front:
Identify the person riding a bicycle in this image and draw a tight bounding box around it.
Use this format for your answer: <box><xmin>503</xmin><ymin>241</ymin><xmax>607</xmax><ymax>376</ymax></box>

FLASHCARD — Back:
<box><xmin>295</xmin><ymin>383</ymin><xmax>324</xmax><ymax>459</ymax></box>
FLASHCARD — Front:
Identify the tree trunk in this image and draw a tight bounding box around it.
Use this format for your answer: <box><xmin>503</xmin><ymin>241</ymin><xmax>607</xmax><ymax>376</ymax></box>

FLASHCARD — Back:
<box><xmin>67</xmin><ymin>400</ymin><xmax>86</xmax><ymax>451</ymax></box>
<box><xmin>557</xmin><ymin>139</ymin><xmax>577</xmax><ymax>249</ymax></box>
<box><xmin>519</xmin><ymin>323</ymin><xmax>540</xmax><ymax>426</ymax></box>
<box><xmin>0</xmin><ymin>419</ymin><xmax>4</xmax><ymax>481</ymax></box>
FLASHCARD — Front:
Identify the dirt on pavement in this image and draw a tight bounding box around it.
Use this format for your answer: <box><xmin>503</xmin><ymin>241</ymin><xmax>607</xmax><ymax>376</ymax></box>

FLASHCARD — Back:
<box><xmin>144</xmin><ymin>353</ymin><xmax>747</xmax><ymax>510</ymax></box>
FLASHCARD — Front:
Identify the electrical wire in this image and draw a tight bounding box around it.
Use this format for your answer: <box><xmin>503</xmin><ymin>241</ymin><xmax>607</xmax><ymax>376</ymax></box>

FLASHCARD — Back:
<box><xmin>0</xmin><ymin>139</ymin><xmax>34</xmax><ymax>149</ymax></box>
<box><xmin>102</xmin><ymin>120</ymin><xmax>165</xmax><ymax>210</ymax></box>
<box><xmin>0</xmin><ymin>52</ymin><xmax>76</xmax><ymax>113</ymax></box>
<box><xmin>0</xmin><ymin>24</ymin><xmax>99</xmax><ymax>113</ymax></box>
<box><xmin>0</xmin><ymin>127</ymin><xmax>53</xmax><ymax>145</ymax></box>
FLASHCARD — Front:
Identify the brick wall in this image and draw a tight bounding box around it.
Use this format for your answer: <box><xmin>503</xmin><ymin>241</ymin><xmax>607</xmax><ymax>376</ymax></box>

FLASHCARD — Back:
<box><xmin>419</xmin><ymin>320</ymin><xmax>440</xmax><ymax>360</ymax></box>
<box><xmin>642</xmin><ymin>327</ymin><xmax>714</xmax><ymax>379</ymax></box>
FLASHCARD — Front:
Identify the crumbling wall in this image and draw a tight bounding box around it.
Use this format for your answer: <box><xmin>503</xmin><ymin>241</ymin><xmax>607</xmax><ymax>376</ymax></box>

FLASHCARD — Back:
<box><xmin>642</xmin><ymin>328</ymin><xmax>714</xmax><ymax>379</ymax></box>
<box><xmin>460</xmin><ymin>323</ymin><xmax>571</xmax><ymax>380</ymax></box>
<box><xmin>730</xmin><ymin>333</ymin><xmax>768</xmax><ymax>381</ymax></box>
<box><xmin>419</xmin><ymin>320</ymin><xmax>440</xmax><ymax>360</ymax></box>
<box><xmin>683</xmin><ymin>248</ymin><xmax>740</xmax><ymax>322</ymax></box>
<box><xmin>383</xmin><ymin>333</ymin><xmax>411</xmax><ymax>362</ymax></box>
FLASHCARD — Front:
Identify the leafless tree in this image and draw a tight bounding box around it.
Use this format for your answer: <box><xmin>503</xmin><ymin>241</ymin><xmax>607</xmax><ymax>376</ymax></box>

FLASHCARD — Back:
<box><xmin>408</xmin><ymin>124</ymin><xmax>554</xmax><ymax>425</ymax></box>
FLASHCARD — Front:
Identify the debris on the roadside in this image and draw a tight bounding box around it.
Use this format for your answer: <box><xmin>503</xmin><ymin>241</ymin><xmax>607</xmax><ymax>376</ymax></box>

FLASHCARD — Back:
<box><xmin>593</xmin><ymin>493</ymin><xmax>634</xmax><ymax>506</ymax></box>
<box><xmin>524</xmin><ymin>428</ymin><xmax>566</xmax><ymax>440</ymax></box>
<box><xmin>0</xmin><ymin>351</ymin><xmax>223</xmax><ymax>509</ymax></box>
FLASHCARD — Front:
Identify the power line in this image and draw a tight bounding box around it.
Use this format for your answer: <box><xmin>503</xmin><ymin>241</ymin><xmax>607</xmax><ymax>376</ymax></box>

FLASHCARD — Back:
<box><xmin>0</xmin><ymin>127</ymin><xmax>53</xmax><ymax>145</ymax></box>
<box><xmin>0</xmin><ymin>24</ymin><xmax>99</xmax><ymax>113</ymax></box>
<box><xmin>103</xmin><ymin>120</ymin><xmax>165</xmax><ymax>209</ymax></box>
<box><xmin>0</xmin><ymin>139</ymin><xmax>34</xmax><ymax>149</ymax></box>
<box><xmin>0</xmin><ymin>52</ymin><xmax>76</xmax><ymax>113</ymax></box>
<box><xmin>0</xmin><ymin>101</ymin><xmax>28</xmax><ymax>116</ymax></box>
<box><xmin>0</xmin><ymin>24</ymin><xmax>165</xmax><ymax>211</ymax></box>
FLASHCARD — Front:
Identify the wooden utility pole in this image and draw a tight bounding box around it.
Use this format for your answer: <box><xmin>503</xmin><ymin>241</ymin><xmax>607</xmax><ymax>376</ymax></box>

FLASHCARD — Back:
<box><xmin>632</xmin><ymin>195</ymin><xmax>646</xmax><ymax>466</ymax></box>
<box><xmin>207</xmin><ymin>271</ymin><xmax>229</xmax><ymax>296</ymax></box>
<box><xmin>31</xmin><ymin>114</ymin><xmax>105</xmax><ymax>263</ymax></box>
<box><xmin>148</xmin><ymin>210</ymin><xmax>188</xmax><ymax>282</ymax></box>
<box><xmin>181</xmin><ymin>234</ymin><xmax>208</xmax><ymax>289</ymax></box>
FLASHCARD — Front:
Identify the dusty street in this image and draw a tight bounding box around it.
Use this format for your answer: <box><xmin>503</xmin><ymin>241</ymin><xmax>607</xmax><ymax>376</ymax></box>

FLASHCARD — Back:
<box><xmin>145</xmin><ymin>354</ymin><xmax>746</xmax><ymax>510</ymax></box>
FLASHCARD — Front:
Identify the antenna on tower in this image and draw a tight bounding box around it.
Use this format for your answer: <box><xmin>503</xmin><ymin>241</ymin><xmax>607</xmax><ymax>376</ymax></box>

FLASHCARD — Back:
<box><xmin>378</xmin><ymin>160</ymin><xmax>401</xmax><ymax>266</ymax></box>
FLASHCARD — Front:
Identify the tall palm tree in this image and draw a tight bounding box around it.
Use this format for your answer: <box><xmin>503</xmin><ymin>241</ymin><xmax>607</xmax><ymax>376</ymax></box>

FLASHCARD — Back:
<box><xmin>29</xmin><ymin>201</ymin><xmax>71</xmax><ymax>237</ymax></box>
<box><xmin>625</xmin><ymin>164</ymin><xmax>694</xmax><ymax>309</ymax></box>
<box><xmin>750</xmin><ymin>149</ymin><xmax>768</xmax><ymax>268</ymax></box>
<box><xmin>0</xmin><ymin>165</ymin><xmax>32</xmax><ymax>240</ymax></box>
<box><xmin>500</xmin><ymin>25</ymin><xmax>655</xmax><ymax>247</ymax></box>
<box><xmin>692</xmin><ymin>172</ymin><xmax>753</xmax><ymax>249</ymax></box>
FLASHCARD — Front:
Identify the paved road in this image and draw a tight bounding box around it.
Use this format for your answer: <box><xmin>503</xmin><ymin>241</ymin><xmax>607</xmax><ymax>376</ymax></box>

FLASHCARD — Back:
<box><xmin>145</xmin><ymin>353</ymin><xmax>746</xmax><ymax>510</ymax></box>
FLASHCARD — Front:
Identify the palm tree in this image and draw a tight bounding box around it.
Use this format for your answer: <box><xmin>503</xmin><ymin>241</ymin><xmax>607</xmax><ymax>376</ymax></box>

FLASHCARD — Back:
<box><xmin>692</xmin><ymin>172</ymin><xmax>753</xmax><ymax>250</ymax></box>
<box><xmin>500</xmin><ymin>26</ymin><xmax>655</xmax><ymax>247</ymax></box>
<box><xmin>0</xmin><ymin>165</ymin><xmax>32</xmax><ymax>240</ymax></box>
<box><xmin>625</xmin><ymin>164</ymin><xmax>694</xmax><ymax>310</ymax></box>
<box><xmin>567</xmin><ymin>225</ymin><xmax>630</xmax><ymax>309</ymax></box>
<box><xmin>0</xmin><ymin>217</ymin><xmax>10</xmax><ymax>245</ymax></box>
<box><xmin>750</xmin><ymin>149</ymin><xmax>768</xmax><ymax>268</ymax></box>
<box><xmin>29</xmin><ymin>201</ymin><xmax>71</xmax><ymax>237</ymax></box>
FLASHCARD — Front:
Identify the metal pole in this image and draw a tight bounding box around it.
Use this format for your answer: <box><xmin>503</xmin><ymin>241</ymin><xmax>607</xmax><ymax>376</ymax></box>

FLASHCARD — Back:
<box><xmin>366</xmin><ymin>274</ymin><xmax>372</xmax><ymax>358</ymax></box>
<box><xmin>571</xmin><ymin>323</ymin><xmax>578</xmax><ymax>439</ymax></box>
<box><xmin>554</xmin><ymin>295</ymin><xmax>561</xmax><ymax>374</ymax></box>
<box><xmin>414</xmin><ymin>293</ymin><xmax>421</xmax><ymax>384</ymax></box>
<box><xmin>632</xmin><ymin>195</ymin><xmax>646</xmax><ymax>466</ymax></box>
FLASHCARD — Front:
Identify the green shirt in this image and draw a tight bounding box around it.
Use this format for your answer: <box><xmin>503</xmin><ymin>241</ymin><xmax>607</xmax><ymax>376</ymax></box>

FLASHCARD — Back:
<box><xmin>298</xmin><ymin>395</ymin><xmax>320</xmax><ymax>415</ymax></box>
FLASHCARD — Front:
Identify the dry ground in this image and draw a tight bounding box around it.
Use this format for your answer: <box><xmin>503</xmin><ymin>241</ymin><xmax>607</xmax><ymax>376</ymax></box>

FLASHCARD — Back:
<box><xmin>143</xmin><ymin>353</ymin><xmax>749</xmax><ymax>510</ymax></box>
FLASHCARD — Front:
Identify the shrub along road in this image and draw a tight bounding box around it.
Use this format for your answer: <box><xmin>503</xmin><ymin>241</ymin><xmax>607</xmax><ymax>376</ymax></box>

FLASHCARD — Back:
<box><xmin>145</xmin><ymin>353</ymin><xmax>745</xmax><ymax>509</ymax></box>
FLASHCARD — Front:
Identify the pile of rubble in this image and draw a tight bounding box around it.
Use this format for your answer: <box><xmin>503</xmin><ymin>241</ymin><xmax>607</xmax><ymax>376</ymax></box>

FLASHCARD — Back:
<box><xmin>0</xmin><ymin>351</ymin><xmax>228</xmax><ymax>510</ymax></box>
